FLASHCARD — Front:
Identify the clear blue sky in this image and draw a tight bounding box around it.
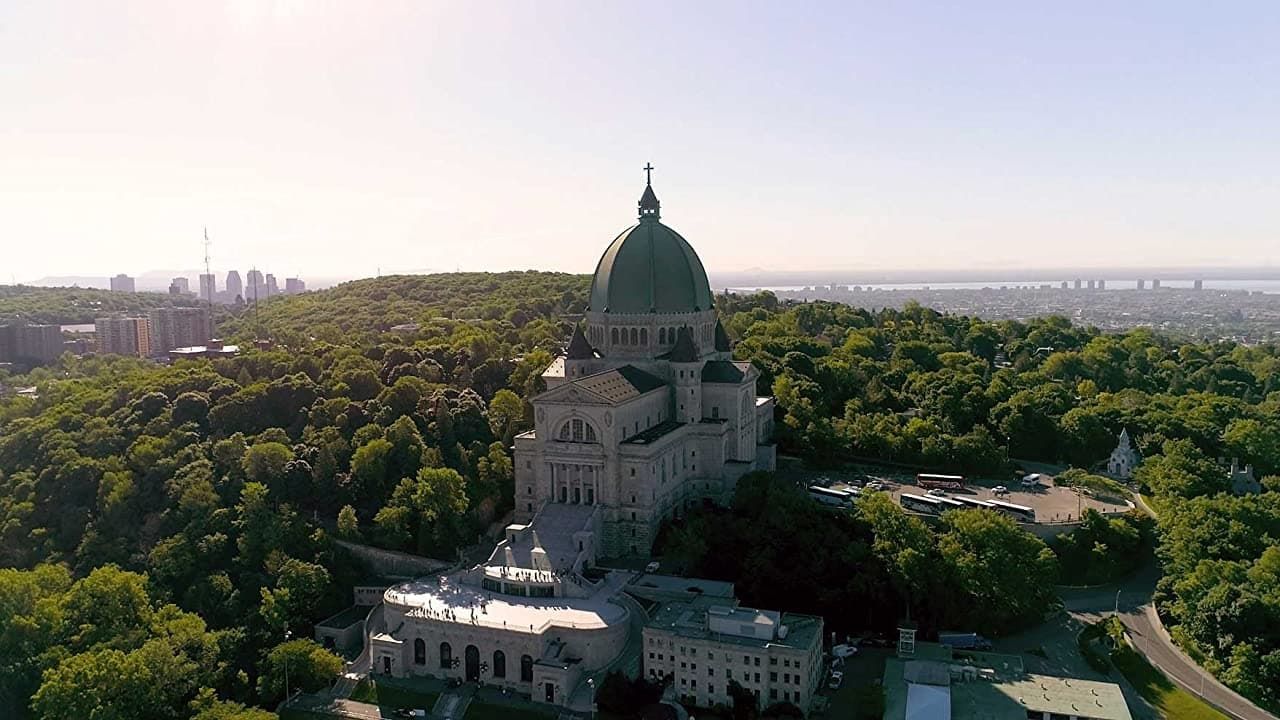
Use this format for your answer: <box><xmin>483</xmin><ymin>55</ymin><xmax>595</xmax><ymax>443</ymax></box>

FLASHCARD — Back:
<box><xmin>3</xmin><ymin>1</ymin><xmax>1278</xmax><ymax>282</ymax></box>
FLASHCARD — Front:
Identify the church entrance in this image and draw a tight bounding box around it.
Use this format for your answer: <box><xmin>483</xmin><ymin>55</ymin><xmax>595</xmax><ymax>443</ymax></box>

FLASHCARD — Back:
<box><xmin>573</xmin><ymin>487</ymin><xmax>581</xmax><ymax>504</ymax></box>
<box><xmin>544</xmin><ymin>682</ymin><xmax>555</xmax><ymax>703</ymax></box>
<box><xmin>465</xmin><ymin>645</ymin><xmax>480</xmax><ymax>682</ymax></box>
<box><xmin>586</xmin><ymin>487</ymin><xmax>594</xmax><ymax>504</ymax></box>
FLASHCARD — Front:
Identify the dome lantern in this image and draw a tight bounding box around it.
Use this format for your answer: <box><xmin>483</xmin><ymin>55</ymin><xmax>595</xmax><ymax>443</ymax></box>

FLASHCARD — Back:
<box><xmin>638</xmin><ymin>162</ymin><xmax>660</xmax><ymax>222</ymax></box>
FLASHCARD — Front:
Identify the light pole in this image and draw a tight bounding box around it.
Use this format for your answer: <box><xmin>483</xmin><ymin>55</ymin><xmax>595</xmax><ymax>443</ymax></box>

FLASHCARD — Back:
<box><xmin>1114</xmin><ymin>589</ymin><xmax>1122</xmax><ymax>616</ymax></box>
<box><xmin>283</xmin><ymin>629</ymin><xmax>292</xmax><ymax>702</ymax></box>
<box><xmin>587</xmin><ymin>677</ymin><xmax>595</xmax><ymax>720</ymax></box>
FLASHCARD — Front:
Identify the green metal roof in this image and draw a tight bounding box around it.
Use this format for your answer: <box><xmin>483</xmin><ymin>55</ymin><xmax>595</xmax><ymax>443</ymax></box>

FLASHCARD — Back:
<box><xmin>589</xmin><ymin>216</ymin><xmax>713</xmax><ymax>314</ymax></box>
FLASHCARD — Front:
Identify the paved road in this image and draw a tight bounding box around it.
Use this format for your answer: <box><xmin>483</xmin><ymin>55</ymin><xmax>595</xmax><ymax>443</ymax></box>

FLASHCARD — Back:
<box><xmin>1059</xmin><ymin>564</ymin><xmax>1277</xmax><ymax>720</ymax></box>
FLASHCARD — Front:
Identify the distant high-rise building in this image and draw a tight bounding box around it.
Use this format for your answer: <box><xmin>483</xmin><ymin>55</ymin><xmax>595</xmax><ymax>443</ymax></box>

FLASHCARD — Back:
<box><xmin>199</xmin><ymin>273</ymin><xmax>217</xmax><ymax>301</ymax></box>
<box><xmin>285</xmin><ymin>277</ymin><xmax>306</xmax><ymax>294</ymax></box>
<box><xmin>1151</xmin><ymin>279</ymin><xmax>1161</xmax><ymax>289</ymax></box>
<box><xmin>169</xmin><ymin>276</ymin><xmax>191</xmax><ymax>295</ymax></box>
<box><xmin>246</xmin><ymin>269</ymin><xmax>265</xmax><ymax>302</ymax></box>
<box><xmin>1087</xmin><ymin>280</ymin><xmax>1095</xmax><ymax>290</ymax></box>
<box><xmin>1097</xmin><ymin>279</ymin><xmax>1106</xmax><ymax>290</ymax></box>
<box><xmin>1073</xmin><ymin>279</ymin><xmax>1081</xmax><ymax>290</ymax></box>
<box><xmin>1060</xmin><ymin>281</ymin><xmax>1068</xmax><ymax>289</ymax></box>
<box><xmin>95</xmin><ymin>317</ymin><xmax>151</xmax><ymax>357</ymax></box>
<box><xmin>1137</xmin><ymin>279</ymin><xmax>1145</xmax><ymax>290</ymax></box>
<box><xmin>1193</xmin><ymin>279</ymin><xmax>1203</xmax><ymax>290</ymax></box>
<box><xmin>148</xmin><ymin>307</ymin><xmax>211</xmax><ymax>353</ymax></box>
<box><xmin>0</xmin><ymin>323</ymin><xmax>64</xmax><ymax>365</ymax></box>
<box><xmin>266</xmin><ymin>273</ymin><xmax>279</xmax><ymax>298</ymax></box>
<box><xmin>110</xmin><ymin>274</ymin><xmax>136</xmax><ymax>293</ymax></box>
<box><xmin>226</xmin><ymin>271</ymin><xmax>243</xmax><ymax>300</ymax></box>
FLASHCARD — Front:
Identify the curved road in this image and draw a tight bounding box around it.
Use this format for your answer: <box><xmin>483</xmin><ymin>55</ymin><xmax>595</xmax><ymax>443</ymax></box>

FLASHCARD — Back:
<box><xmin>1059</xmin><ymin>563</ymin><xmax>1277</xmax><ymax>720</ymax></box>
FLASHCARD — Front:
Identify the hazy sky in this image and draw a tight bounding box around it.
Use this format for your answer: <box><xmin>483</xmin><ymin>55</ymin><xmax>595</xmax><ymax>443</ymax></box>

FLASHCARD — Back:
<box><xmin>3</xmin><ymin>1</ymin><xmax>1279</xmax><ymax>283</ymax></box>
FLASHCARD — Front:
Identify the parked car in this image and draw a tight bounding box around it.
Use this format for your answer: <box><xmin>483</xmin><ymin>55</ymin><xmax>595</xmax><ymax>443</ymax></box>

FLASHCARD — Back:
<box><xmin>992</xmin><ymin>485</ymin><xmax>1009</xmax><ymax>495</ymax></box>
<box><xmin>831</xmin><ymin>656</ymin><xmax>845</xmax><ymax>670</ymax></box>
<box><xmin>832</xmin><ymin>643</ymin><xmax>857</xmax><ymax>658</ymax></box>
<box><xmin>827</xmin><ymin>670</ymin><xmax>844</xmax><ymax>689</ymax></box>
<box><xmin>865</xmin><ymin>481</ymin><xmax>885</xmax><ymax>491</ymax></box>
<box><xmin>644</xmin><ymin>561</ymin><xmax>660</xmax><ymax>573</ymax></box>
<box><xmin>1021</xmin><ymin>473</ymin><xmax>1041</xmax><ymax>487</ymax></box>
<box><xmin>926</xmin><ymin>488</ymin><xmax>948</xmax><ymax>497</ymax></box>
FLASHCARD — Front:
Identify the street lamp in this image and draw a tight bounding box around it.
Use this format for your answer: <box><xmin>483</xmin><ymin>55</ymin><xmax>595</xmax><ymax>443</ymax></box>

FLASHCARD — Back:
<box><xmin>283</xmin><ymin>629</ymin><xmax>292</xmax><ymax>701</ymax></box>
<box><xmin>1114</xmin><ymin>589</ymin><xmax>1122</xmax><ymax>616</ymax></box>
<box><xmin>587</xmin><ymin>677</ymin><xmax>596</xmax><ymax>720</ymax></box>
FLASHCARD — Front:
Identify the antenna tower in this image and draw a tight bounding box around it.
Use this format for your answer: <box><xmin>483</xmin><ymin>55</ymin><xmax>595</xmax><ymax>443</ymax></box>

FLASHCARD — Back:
<box><xmin>203</xmin><ymin>228</ymin><xmax>214</xmax><ymax>337</ymax></box>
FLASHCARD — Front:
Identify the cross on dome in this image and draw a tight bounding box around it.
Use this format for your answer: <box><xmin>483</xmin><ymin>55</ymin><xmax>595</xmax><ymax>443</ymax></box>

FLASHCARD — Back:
<box><xmin>638</xmin><ymin>162</ymin><xmax>660</xmax><ymax>221</ymax></box>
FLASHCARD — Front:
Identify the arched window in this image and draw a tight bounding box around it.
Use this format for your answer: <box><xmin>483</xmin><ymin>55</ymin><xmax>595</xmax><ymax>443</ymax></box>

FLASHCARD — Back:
<box><xmin>440</xmin><ymin>642</ymin><xmax>452</xmax><ymax>669</ymax></box>
<box><xmin>669</xmin><ymin>327</ymin><xmax>676</xmax><ymax>343</ymax></box>
<box><xmin>611</xmin><ymin>328</ymin><xmax>618</xmax><ymax>345</ymax></box>
<box><xmin>640</xmin><ymin>328</ymin><xmax>648</xmax><ymax>345</ymax></box>
<box><xmin>521</xmin><ymin>654</ymin><xmax>534</xmax><ymax>682</ymax></box>
<box><xmin>659</xmin><ymin>327</ymin><xmax>667</xmax><ymax>344</ymax></box>
<box><xmin>493</xmin><ymin>650</ymin><xmax>506</xmax><ymax>678</ymax></box>
<box><xmin>414</xmin><ymin>638</ymin><xmax>426</xmax><ymax>665</ymax></box>
<box><xmin>630</xmin><ymin>328</ymin><xmax>639</xmax><ymax>345</ymax></box>
<box><xmin>557</xmin><ymin>418</ymin><xmax>598</xmax><ymax>444</ymax></box>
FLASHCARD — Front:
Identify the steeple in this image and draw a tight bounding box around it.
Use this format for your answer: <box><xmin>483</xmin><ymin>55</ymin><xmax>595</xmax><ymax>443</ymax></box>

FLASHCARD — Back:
<box><xmin>638</xmin><ymin>162</ymin><xmax>660</xmax><ymax>222</ymax></box>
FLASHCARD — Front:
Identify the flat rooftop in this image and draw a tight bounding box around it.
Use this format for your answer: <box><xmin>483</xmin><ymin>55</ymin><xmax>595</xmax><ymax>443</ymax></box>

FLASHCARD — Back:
<box><xmin>645</xmin><ymin>597</ymin><xmax>821</xmax><ymax>652</ymax></box>
<box><xmin>883</xmin><ymin>644</ymin><xmax>1132</xmax><ymax>720</ymax></box>
<box><xmin>385</xmin><ymin>575</ymin><xmax>628</xmax><ymax>635</ymax></box>
<box><xmin>317</xmin><ymin>604</ymin><xmax>372</xmax><ymax>629</ymax></box>
<box><xmin>630</xmin><ymin>573</ymin><xmax>735</xmax><ymax>598</ymax></box>
<box><xmin>623</xmin><ymin>420</ymin><xmax>684</xmax><ymax>445</ymax></box>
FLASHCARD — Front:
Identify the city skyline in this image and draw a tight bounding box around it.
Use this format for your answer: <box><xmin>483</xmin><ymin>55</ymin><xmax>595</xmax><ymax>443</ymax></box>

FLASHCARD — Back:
<box><xmin>4</xmin><ymin>2</ymin><xmax>1280</xmax><ymax>279</ymax></box>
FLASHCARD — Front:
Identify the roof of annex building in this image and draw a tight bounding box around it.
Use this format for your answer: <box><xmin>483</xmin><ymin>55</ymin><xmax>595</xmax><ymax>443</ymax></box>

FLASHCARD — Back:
<box><xmin>384</xmin><ymin>575</ymin><xmax>627</xmax><ymax>636</ymax></box>
<box><xmin>644</xmin><ymin>597</ymin><xmax>821</xmax><ymax>652</ymax></box>
<box><xmin>883</xmin><ymin>644</ymin><xmax>1132</xmax><ymax>720</ymax></box>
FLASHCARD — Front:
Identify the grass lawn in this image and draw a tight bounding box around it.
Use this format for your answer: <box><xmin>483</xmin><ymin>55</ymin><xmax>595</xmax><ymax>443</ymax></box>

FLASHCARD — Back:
<box><xmin>464</xmin><ymin>701</ymin><xmax>559</xmax><ymax>720</ymax></box>
<box><xmin>1110</xmin><ymin>644</ymin><xmax>1230</xmax><ymax>720</ymax></box>
<box><xmin>348</xmin><ymin>678</ymin><xmax>439</xmax><ymax>710</ymax></box>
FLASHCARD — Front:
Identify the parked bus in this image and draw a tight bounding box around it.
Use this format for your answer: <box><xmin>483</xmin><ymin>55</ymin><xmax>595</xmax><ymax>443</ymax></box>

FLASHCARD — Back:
<box><xmin>808</xmin><ymin>485</ymin><xmax>856</xmax><ymax>508</ymax></box>
<box><xmin>952</xmin><ymin>496</ymin><xmax>997</xmax><ymax>510</ymax></box>
<box><xmin>916</xmin><ymin>473</ymin><xmax>965</xmax><ymax>490</ymax></box>
<box><xmin>986</xmin><ymin>499</ymin><xmax>1036</xmax><ymax>522</ymax></box>
<box><xmin>899</xmin><ymin>494</ymin><xmax>944</xmax><ymax>514</ymax></box>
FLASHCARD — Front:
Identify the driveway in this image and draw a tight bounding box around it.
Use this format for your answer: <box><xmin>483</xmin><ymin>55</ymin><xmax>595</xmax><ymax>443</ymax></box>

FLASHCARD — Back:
<box><xmin>1059</xmin><ymin>564</ymin><xmax>1277</xmax><ymax>720</ymax></box>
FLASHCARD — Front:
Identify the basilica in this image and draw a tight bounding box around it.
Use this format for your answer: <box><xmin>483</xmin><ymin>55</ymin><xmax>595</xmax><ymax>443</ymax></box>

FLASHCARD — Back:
<box><xmin>369</xmin><ymin>174</ymin><xmax>789</xmax><ymax>711</ymax></box>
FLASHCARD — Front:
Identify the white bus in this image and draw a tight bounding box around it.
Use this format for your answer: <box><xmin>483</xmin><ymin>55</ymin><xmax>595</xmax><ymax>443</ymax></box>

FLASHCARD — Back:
<box><xmin>987</xmin><ymin>499</ymin><xmax>1036</xmax><ymax>522</ymax></box>
<box><xmin>952</xmin><ymin>496</ymin><xmax>997</xmax><ymax>510</ymax></box>
<box><xmin>809</xmin><ymin>485</ymin><xmax>856</xmax><ymax>508</ymax></box>
<box><xmin>899</xmin><ymin>494</ymin><xmax>943</xmax><ymax>514</ymax></box>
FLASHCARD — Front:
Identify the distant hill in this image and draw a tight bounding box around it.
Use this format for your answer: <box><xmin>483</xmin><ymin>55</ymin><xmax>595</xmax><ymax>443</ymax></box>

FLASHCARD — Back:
<box><xmin>220</xmin><ymin>271</ymin><xmax>590</xmax><ymax>344</ymax></box>
<box><xmin>0</xmin><ymin>285</ymin><xmax>205</xmax><ymax>325</ymax></box>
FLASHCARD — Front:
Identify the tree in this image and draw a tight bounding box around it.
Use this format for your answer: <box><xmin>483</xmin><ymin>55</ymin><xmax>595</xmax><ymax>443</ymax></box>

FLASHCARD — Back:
<box><xmin>373</xmin><ymin>467</ymin><xmax>470</xmax><ymax>555</ymax></box>
<box><xmin>488</xmin><ymin>388</ymin><xmax>523</xmax><ymax>443</ymax></box>
<box><xmin>60</xmin><ymin>565</ymin><xmax>153</xmax><ymax>651</ymax></box>
<box><xmin>336</xmin><ymin>505</ymin><xmax>360</xmax><ymax>540</ymax></box>
<box><xmin>241</xmin><ymin>442</ymin><xmax>294</xmax><ymax>486</ymax></box>
<box><xmin>937</xmin><ymin>510</ymin><xmax>1058</xmax><ymax>633</ymax></box>
<box><xmin>256</xmin><ymin>639</ymin><xmax>343</xmax><ymax>704</ymax></box>
<box><xmin>189</xmin><ymin>688</ymin><xmax>276</xmax><ymax>720</ymax></box>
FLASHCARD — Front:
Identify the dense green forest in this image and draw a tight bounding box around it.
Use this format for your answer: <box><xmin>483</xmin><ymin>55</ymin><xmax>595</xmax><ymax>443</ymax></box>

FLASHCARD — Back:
<box><xmin>1</xmin><ymin>273</ymin><xmax>1278</xmax><ymax>716</ymax></box>
<box><xmin>0</xmin><ymin>286</ymin><xmax>207</xmax><ymax>325</ymax></box>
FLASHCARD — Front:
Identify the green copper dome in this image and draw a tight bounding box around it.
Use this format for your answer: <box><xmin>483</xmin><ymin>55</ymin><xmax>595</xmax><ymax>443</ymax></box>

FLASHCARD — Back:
<box><xmin>589</xmin><ymin>182</ymin><xmax>714</xmax><ymax>314</ymax></box>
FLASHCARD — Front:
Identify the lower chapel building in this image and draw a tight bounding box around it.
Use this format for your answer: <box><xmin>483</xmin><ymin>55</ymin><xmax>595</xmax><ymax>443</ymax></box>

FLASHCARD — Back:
<box><xmin>370</xmin><ymin>177</ymin><xmax>823</xmax><ymax>712</ymax></box>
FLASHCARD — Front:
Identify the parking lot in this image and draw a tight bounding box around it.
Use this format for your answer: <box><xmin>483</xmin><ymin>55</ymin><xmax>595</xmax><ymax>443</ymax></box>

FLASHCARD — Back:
<box><xmin>794</xmin><ymin>463</ymin><xmax>1133</xmax><ymax>525</ymax></box>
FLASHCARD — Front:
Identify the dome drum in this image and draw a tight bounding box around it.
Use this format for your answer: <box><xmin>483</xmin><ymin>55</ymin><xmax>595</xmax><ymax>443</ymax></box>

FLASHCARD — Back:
<box><xmin>584</xmin><ymin>309</ymin><xmax>718</xmax><ymax>360</ymax></box>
